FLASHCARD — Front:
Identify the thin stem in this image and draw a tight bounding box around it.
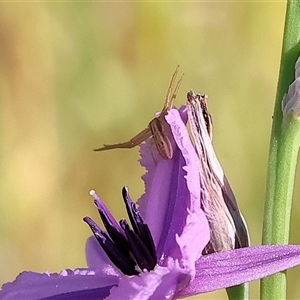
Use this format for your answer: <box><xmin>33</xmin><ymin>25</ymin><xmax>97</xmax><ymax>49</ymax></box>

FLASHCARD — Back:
<box><xmin>226</xmin><ymin>283</ymin><xmax>249</xmax><ymax>300</ymax></box>
<box><xmin>261</xmin><ymin>1</ymin><xmax>300</xmax><ymax>299</ymax></box>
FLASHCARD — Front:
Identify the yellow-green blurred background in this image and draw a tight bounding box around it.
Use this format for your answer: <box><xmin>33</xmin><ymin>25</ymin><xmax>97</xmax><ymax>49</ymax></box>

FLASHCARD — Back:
<box><xmin>0</xmin><ymin>2</ymin><xmax>299</xmax><ymax>299</ymax></box>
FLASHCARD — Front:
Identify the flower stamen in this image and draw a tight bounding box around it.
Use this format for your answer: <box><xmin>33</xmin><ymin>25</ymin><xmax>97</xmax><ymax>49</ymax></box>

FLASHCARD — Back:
<box><xmin>84</xmin><ymin>188</ymin><xmax>157</xmax><ymax>276</ymax></box>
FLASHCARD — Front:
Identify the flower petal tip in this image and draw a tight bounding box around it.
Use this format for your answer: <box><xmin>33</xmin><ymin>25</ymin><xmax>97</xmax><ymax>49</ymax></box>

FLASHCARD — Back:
<box><xmin>282</xmin><ymin>56</ymin><xmax>300</xmax><ymax>117</ymax></box>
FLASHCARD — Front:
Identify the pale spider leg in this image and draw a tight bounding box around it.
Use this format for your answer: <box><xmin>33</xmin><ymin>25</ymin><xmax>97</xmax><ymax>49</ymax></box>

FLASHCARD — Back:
<box><xmin>150</xmin><ymin>72</ymin><xmax>183</xmax><ymax>159</ymax></box>
<box><xmin>171</xmin><ymin>73</ymin><xmax>184</xmax><ymax>105</ymax></box>
<box><xmin>94</xmin><ymin>68</ymin><xmax>183</xmax><ymax>157</ymax></box>
<box><xmin>161</xmin><ymin>73</ymin><xmax>184</xmax><ymax>116</ymax></box>
<box><xmin>162</xmin><ymin>65</ymin><xmax>180</xmax><ymax>111</ymax></box>
<box><xmin>94</xmin><ymin>127</ymin><xmax>152</xmax><ymax>151</ymax></box>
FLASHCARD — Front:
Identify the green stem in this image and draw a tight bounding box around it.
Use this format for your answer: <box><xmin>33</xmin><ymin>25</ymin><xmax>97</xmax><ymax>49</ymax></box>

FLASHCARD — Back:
<box><xmin>226</xmin><ymin>283</ymin><xmax>249</xmax><ymax>300</ymax></box>
<box><xmin>271</xmin><ymin>116</ymin><xmax>300</xmax><ymax>243</ymax></box>
<box><xmin>261</xmin><ymin>1</ymin><xmax>300</xmax><ymax>299</ymax></box>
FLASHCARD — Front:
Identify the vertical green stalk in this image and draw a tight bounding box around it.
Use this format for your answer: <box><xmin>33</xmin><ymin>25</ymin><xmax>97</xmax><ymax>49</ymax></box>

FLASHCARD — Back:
<box><xmin>261</xmin><ymin>1</ymin><xmax>300</xmax><ymax>299</ymax></box>
<box><xmin>226</xmin><ymin>283</ymin><xmax>249</xmax><ymax>300</ymax></box>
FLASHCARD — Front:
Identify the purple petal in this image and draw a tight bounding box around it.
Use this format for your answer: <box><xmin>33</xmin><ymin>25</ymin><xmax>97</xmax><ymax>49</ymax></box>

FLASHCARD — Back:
<box><xmin>0</xmin><ymin>268</ymin><xmax>118</xmax><ymax>300</ymax></box>
<box><xmin>165</xmin><ymin>109</ymin><xmax>209</xmax><ymax>269</ymax></box>
<box><xmin>138</xmin><ymin>140</ymin><xmax>184</xmax><ymax>260</ymax></box>
<box><xmin>138</xmin><ymin>107</ymin><xmax>210</xmax><ymax>263</ymax></box>
<box><xmin>106</xmin><ymin>260</ymin><xmax>187</xmax><ymax>300</ymax></box>
<box><xmin>106</xmin><ymin>195</ymin><xmax>210</xmax><ymax>300</ymax></box>
<box><xmin>177</xmin><ymin>245</ymin><xmax>300</xmax><ymax>297</ymax></box>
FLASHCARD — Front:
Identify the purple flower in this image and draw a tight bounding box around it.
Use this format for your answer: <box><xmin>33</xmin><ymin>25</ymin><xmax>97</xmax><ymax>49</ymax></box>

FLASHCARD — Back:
<box><xmin>2</xmin><ymin>102</ymin><xmax>300</xmax><ymax>300</ymax></box>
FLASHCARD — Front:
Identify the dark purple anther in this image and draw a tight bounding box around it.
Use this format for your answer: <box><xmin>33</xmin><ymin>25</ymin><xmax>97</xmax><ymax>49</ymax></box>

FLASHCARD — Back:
<box><xmin>84</xmin><ymin>188</ymin><xmax>157</xmax><ymax>275</ymax></box>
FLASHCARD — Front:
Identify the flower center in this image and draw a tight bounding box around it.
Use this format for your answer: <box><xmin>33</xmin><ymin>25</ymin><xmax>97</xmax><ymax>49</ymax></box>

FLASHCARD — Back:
<box><xmin>84</xmin><ymin>187</ymin><xmax>157</xmax><ymax>275</ymax></box>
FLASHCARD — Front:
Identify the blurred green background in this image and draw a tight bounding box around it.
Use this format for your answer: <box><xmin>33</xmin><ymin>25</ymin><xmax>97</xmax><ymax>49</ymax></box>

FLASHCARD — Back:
<box><xmin>0</xmin><ymin>2</ymin><xmax>299</xmax><ymax>299</ymax></box>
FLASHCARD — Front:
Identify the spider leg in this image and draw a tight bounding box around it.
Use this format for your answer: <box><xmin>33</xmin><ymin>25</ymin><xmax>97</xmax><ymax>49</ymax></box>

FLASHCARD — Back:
<box><xmin>163</xmin><ymin>65</ymin><xmax>180</xmax><ymax>111</ymax></box>
<box><xmin>94</xmin><ymin>127</ymin><xmax>152</xmax><ymax>151</ymax></box>
<box><xmin>169</xmin><ymin>73</ymin><xmax>184</xmax><ymax>108</ymax></box>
